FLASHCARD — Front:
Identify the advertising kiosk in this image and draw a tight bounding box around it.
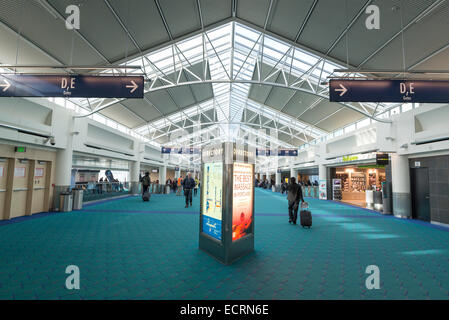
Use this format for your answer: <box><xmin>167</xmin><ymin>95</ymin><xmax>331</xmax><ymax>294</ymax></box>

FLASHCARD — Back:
<box><xmin>199</xmin><ymin>142</ymin><xmax>255</xmax><ymax>265</ymax></box>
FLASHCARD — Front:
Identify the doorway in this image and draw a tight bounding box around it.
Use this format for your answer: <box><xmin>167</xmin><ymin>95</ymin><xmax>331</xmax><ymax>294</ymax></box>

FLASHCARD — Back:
<box><xmin>410</xmin><ymin>167</ymin><xmax>431</xmax><ymax>222</ymax></box>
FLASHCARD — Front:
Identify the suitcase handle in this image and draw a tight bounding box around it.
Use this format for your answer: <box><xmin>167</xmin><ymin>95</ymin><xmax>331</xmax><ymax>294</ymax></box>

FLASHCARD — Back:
<box><xmin>301</xmin><ymin>202</ymin><xmax>309</xmax><ymax>209</ymax></box>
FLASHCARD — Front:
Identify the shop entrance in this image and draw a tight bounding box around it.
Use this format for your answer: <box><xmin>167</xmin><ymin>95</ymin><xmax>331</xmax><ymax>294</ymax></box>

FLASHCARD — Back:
<box><xmin>332</xmin><ymin>165</ymin><xmax>386</xmax><ymax>209</ymax></box>
<box><xmin>410</xmin><ymin>168</ymin><xmax>431</xmax><ymax>222</ymax></box>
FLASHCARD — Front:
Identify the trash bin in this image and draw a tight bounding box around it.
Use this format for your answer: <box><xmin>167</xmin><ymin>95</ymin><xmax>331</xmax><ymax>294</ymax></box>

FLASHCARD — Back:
<box><xmin>382</xmin><ymin>181</ymin><xmax>393</xmax><ymax>215</ymax></box>
<box><xmin>59</xmin><ymin>192</ymin><xmax>73</xmax><ymax>212</ymax></box>
<box><xmin>272</xmin><ymin>185</ymin><xmax>276</xmax><ymax>192</ymax></box>
<box><xmin>72</xmin><ymin>189</ymin><xmax>83</xmax><ymax>210</ymax></box>
<box><xmin>374</xmin><ymin>191</ymin><xmax>383</xmax><ymax>212</ymax></box>
<box><xmin>165</xmin><ymin>185</ymin><xmax>171</xmax><ymax>194</ymax></box>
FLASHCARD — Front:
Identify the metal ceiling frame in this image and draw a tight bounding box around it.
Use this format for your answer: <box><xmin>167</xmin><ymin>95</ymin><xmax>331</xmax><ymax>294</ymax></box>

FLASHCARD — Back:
<box><xmin>70</xmin><ymin>18</ymin><xmax>396</xmax><ymax>150</ymax></box>
<box><xmin>4</xmin><ymin>0</ymin><xmax>442</xmax><ymax>152</ymax></box>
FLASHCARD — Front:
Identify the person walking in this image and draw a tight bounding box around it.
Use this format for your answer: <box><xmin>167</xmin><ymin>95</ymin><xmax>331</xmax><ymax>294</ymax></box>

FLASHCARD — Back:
<box><xmin>140</xmin><ymin>171</ymin><xmax>151</xmax><ymax>196</ymax></box>
<box><xmin>286</xmin><ymin>177</ymin><xmax>304</xmax><ymax>225</ymax></box>
<box><xmin>182</xmin><ymin>172</ymin><xmax>196</xmax><ymax>208</ymax></box>
<box><xmin>177</xmin><ymin>176</ymin><xmax>182</xmax><ymax>196</ymax></box>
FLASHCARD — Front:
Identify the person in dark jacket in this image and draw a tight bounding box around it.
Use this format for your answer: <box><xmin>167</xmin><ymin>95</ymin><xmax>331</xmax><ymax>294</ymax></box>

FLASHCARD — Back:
<box><xmin>286</xmin><ymin>177</ymin><xmax>304</xmax><ymax>225</ymax></box>
<box><xmin>140</xmin><ymin>172</ymin><xmax>151</xmax><ymax>195</ymax></box>
<box><xmin>281</xmin><ymin>181</ymin><xmax>287</xmax><ymax>194</ymax></box>
<box><xmin>182</xmin><ymin>172</ymin><xmax>196</xmax><ymax>208</ymax></box>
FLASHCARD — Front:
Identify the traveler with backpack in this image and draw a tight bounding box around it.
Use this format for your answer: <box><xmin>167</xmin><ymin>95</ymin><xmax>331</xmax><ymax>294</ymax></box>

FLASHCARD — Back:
<box><xmin>182</xmin><ymin>172</ymin><xmax>196</xmax><ymax>208</ymax></box>
<box><xmin>286</xmin><ymin>177</ymin><xmax>304</xmax><ymax>225</ymax></box>
<box><xmin>140</xmin><ymin>171</ymin><xmax>151</xmax><ymax>201</ymax></box>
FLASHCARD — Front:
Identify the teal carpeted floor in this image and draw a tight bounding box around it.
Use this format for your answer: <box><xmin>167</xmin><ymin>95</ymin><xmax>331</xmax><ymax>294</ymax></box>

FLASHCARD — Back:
<box><xmin>0</xmin><ymin>188</ymin><xmax>448</xmax><ymax>300</ymax></box>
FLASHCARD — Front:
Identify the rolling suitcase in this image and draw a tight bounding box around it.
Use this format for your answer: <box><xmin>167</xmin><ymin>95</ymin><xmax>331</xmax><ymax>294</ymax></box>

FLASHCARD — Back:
<box><xmin>142</xmin><ymin>191</ymin><xmax>151</xmax><ymax>202</ymax></box>
<box><xmin>300</xmin><ymin>202</ymin><xmax>312</xmax><ymax>228</ymax></box>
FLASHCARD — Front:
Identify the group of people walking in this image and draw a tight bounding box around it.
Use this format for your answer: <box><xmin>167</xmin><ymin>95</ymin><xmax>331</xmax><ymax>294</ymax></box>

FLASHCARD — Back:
<box><xmin>140</xmin><ymin>170</ymin><xmax>308</xmax><ymax>226</ymax></box>
<box><xmin>140</xmin><ymin>171</ymin><xmax>200</xmax><ymax>208</ymax></box>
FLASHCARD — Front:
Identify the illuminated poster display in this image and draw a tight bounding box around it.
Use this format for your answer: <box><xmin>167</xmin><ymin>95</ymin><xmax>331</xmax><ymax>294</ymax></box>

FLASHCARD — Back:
<box><xmin>201</xmin><ymin>162</ymin><xmax>223</xmax><ymax>240</ymax></box>
<box><xmin>232</xmin><ymin>163</ymin><xmax>253</xmax><ymax>241</ymax></box>
<box><xmin>319</xmin><ymin>180</ymin><xmax>327</xmax><ymax>200</ymax></box>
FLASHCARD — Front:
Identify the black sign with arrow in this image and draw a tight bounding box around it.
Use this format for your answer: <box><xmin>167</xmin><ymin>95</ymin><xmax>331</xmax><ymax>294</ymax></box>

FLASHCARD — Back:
<box><xmin>329</xmin><ymin>79</ymin><xmax>449</xmax><ymax>103</ymax></box>
<box><xmin>0</xmin><ymin>74</ymin><xmax>144</xmax><ymax>99</ymax></box>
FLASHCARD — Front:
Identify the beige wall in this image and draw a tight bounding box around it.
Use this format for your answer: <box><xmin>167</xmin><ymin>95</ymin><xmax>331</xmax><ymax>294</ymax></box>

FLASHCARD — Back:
<box><xmin>150</xmin><ymin>172</ymin><xmax>158</xmax><ymax>181</ymax></box>
<box><xmin>167</xmin><ymin>169</ymin><xmax>175</xmax><ymax>181</ymax></box>
<box><xmin>0</xmin><ymin>144</ymin><xmax>56</xmax><ymax>220</ymax></box>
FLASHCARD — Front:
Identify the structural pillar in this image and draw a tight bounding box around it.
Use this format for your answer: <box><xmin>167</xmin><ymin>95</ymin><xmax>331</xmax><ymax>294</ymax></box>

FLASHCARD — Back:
<box><xmin>130</xmin><ymin>160</ymin><xmax>140</xmax><ymax>194</ymax></box>
<box><xmin>159</xmin><ymin>165</ymin><xmax>167</xmax><ymax>184</ymax></box>
<box><xmin>54</xmin><ymin>132</ymin><xmax>73</xmax><ymax>210</ymax></box>
<box><xmin>290</xmin><ymin>167</ymin><xmax>297</xmax><ymax>180</ymax></box>
<box><xmin>319</xmin><ymin>164</ymin><xmax>326</xmax><ymax>181</ymax></box>
<box><xmin>275</xmin><ymin>171</ymin><xmax>281</xmax><ymax>185</ymax></box>
<box><xmin>391</xmin><ymin>154</ymin><xmax>412</xmax><ymax>218</ymax></box>
<box><xmin>275</xmin><ymin>171</ymin><xmax>281</xmax><ymax>192</ymax></box>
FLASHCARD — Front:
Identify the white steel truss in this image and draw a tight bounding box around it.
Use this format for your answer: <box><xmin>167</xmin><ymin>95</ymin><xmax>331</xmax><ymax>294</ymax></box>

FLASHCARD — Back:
<box><xmin>70</xmin><ymin>21</ymin><xmax>397</xmax><ymax>150</ymax></box>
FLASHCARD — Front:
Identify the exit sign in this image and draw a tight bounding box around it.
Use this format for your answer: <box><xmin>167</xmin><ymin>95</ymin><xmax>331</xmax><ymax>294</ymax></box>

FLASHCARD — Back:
<box><xmin>14</xmin><ymin>146</ymin><xmax>26</xmax><ymax>153</ymax></box>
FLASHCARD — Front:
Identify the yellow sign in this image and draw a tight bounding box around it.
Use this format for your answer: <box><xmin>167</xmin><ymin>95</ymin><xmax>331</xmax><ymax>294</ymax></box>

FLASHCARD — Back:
<box><xmin>343</xmin><ymin>155</ymin><xmax>359</xmax><ymax>162</ymax></box>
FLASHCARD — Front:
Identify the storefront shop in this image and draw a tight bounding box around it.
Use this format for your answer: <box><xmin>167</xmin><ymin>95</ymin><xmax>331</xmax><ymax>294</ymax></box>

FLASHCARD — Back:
<box><xmin>327</xmin><ymin>153</ymin><xmax>390</xmax><ymax>211</ymax></box>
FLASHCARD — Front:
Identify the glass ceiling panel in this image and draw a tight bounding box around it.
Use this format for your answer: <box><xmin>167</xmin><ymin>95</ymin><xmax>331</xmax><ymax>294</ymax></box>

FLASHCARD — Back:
<box><xmin>43</xmin><ymin>20</ymin><xmax>414</xmax><ymax>150</ymax></box>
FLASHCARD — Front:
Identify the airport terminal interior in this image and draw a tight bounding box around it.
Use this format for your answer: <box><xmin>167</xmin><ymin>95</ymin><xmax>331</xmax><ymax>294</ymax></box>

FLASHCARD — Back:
<box><xmin>0</xmin><ymin>0</ymin><xmax>448</xmax><ymax>300</ymax></box>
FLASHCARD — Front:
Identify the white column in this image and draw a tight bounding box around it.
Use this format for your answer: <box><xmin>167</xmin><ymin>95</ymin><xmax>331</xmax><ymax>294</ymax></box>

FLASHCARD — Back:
<box><xmin>130</xmin><ymin>160</ymin><xmax>140</xmax><ymax>194</ymax></box>
<box><xmin>159</xmin><ymin>165</ymin><xmax>167</xmax><ymax>184</ymax></box>
<box><xmin>55</xmin><ymin>138</ymin><xmax>73</xmax><ymax>188</ymax></box>
<box><xmin>174</xmin><ymin>169</ymin><xmax>180</xmax><ymax>178</ymax></box>
<box><xmin>319</xmin><ymin>164</ymin><xmax>326</xmax><ymax>181</ymax></box>
<box><xmin>54</xmin><ymin>117</ymin><xmax>74</xmax><ymax>209</ymax></box>
<box><xmin>391</xmin><ymin>154</ymin><xmax>412</xmax><ymax>218</ymax></box>
<box><xmin>275</xmin><ymin>171</ymin><xmax>281</xmax><ymax>185</ymax></box>
<box><xmin>290</xmin><ymin>167</ymin><xmax>297</xmax><ymax>181</ymax></box>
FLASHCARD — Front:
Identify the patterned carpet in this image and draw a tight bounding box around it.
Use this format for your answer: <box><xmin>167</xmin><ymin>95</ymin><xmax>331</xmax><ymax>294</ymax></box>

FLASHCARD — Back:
<box><xmin>0</xmin><ymin>188</ymin><xmax>448</xmax><ymax>300</ymax></box>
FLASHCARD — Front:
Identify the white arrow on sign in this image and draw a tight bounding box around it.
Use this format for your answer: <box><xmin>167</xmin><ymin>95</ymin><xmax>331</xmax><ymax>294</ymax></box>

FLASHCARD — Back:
<box><xmin>335</xmin><ymin>83</ymin><xmax>348</xmax><ymax>96</ymax></box>
<box><xmin>0</xmin><ymin>79</ymin><xmax>11</xmax><ymax>92</ymax></box>
<box><xmin>126</xmin><ymin>80</ymin><xmax>138</xmax><ymax>93</ymax></box>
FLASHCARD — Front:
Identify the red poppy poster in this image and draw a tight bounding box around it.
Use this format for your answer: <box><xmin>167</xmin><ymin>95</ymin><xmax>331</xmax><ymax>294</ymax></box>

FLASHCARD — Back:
<box><xmin>232</xmin><ymin>163</ymin><xmax>253</xmax><ymax>241</ymax></box>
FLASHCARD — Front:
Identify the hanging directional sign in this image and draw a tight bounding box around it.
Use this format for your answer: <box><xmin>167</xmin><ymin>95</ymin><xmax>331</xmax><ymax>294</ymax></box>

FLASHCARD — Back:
<box><xmin>0</xmin><ymin>74</ymin><xmax>144</xmax><ymax>98</ymax></box>
<box><xmin>329</xmin><ymin>79</ymin><xmax>449</xmax><ymax>103</ymax></box>
<box><xmin>161</xmin><ymin>147</ymin><xmax>201</xmax><ymax>155</ymax></box>
<box><xmin>256</xmin><ymin>148</ymin><xmax>298</xmax><ymax>156</ymax></box>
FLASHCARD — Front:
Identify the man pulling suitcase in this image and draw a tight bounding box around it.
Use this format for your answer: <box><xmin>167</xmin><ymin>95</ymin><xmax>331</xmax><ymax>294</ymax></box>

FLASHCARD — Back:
<box><xmin>286</xmin><ymin>177</ymin><xmax>304</xmax><ymax>225</ymax></box>
<box><xmin>141</xmin><ymin>171</ymin><xmax>151</xmax><ymax>202</ymax></box>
